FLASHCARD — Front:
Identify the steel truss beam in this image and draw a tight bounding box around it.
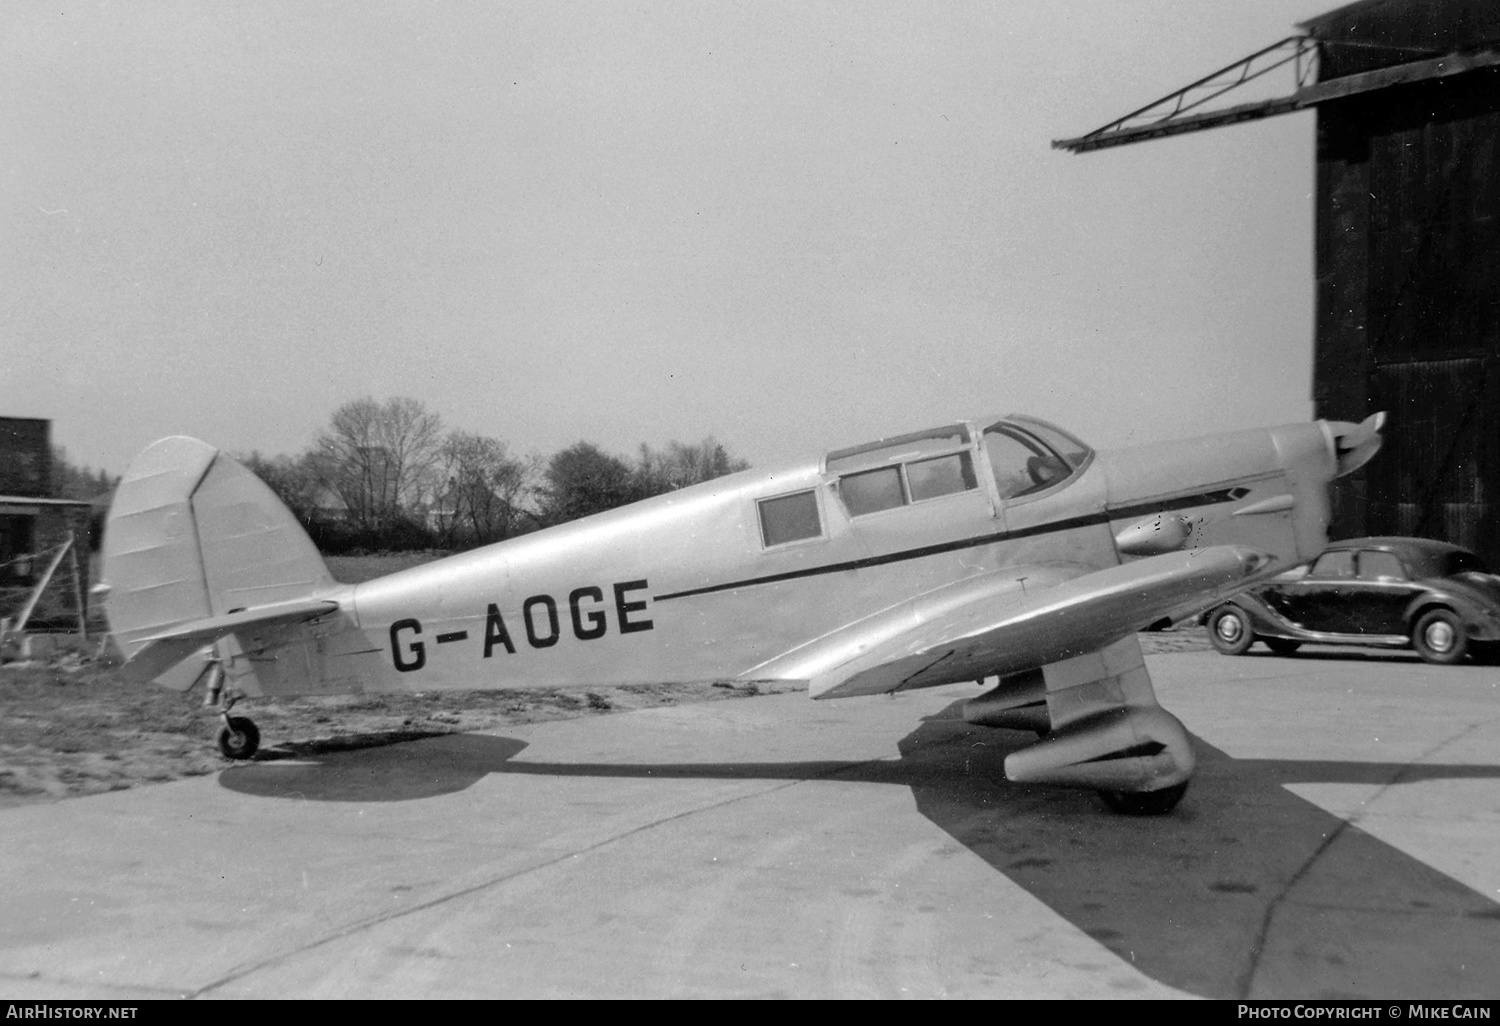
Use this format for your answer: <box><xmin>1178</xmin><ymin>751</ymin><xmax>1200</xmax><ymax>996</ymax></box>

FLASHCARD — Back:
<box><xmin>1054</xmin><ymin>38</ymin><xmax>1500</xmax><ymax>154</ymax></box>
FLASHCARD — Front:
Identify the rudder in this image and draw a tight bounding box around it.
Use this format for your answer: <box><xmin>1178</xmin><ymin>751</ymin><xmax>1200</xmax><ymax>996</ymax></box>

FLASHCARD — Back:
<box><xmin>100</xmin><ymin>437</ymin><xmax>335</xmax><ymax>671</ymax></box>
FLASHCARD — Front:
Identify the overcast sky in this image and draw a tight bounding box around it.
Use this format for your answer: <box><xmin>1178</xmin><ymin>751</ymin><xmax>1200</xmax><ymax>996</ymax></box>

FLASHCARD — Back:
<box><xmin>3</xmin><ymin>1</ymin><xmax>1326</xmax><ymax>477</ymax></box>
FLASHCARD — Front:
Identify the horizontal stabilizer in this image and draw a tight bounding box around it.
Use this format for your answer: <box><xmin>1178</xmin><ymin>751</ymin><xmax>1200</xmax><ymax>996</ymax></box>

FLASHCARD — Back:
<box><xmin>119</xmin><ymin>597</ymin><xmax>338</xmax><ymax>686</ymax></box>
<box><xmin>769</xmin><ymin>544</ymin><xmax>1272</xmax><ymax>699</ymax></box>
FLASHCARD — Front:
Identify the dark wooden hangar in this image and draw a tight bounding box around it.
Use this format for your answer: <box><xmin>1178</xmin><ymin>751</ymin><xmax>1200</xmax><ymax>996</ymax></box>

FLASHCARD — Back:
<box><xmin>1055</xmin><ymin>0</ymin><xmax>1500</xmax><ymax>565</ymax></box>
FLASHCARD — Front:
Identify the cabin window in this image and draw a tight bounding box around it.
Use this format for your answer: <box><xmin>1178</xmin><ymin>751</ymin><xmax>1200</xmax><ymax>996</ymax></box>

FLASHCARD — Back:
<box><xmin>840</xmin><ymin>466</ymin><xmax>906</xmax><ymax>516</ymax></box>
<box><xmin>906</xmin><ymin>452</ymin><xmax>977</xmax><ymax>502</ymax></box>
<box><xmin>758</xmin><ymin>490</ymin><xmax>822</xmax><ymax>547</ymax></box>
<box><xmin>826</xmin><ymin>424</ymin><xmax>970</xmax><ymax>475</ymax></box>
<box><xmin>826</xmin><ymin>424</ymin><xmax>980</xmax><ymax>518</ymax></box>
<box><xmin>836</xmin><ymin>451</ymin><xmax>980</xmax><ymax>517</ymax></box>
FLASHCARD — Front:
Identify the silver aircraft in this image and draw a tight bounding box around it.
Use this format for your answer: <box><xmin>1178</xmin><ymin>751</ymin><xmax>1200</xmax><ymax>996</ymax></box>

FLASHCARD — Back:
<box><xmin>97</xmin><ymin>411</ymin><xmax>1384</xmax><ymax>815</ymax></box>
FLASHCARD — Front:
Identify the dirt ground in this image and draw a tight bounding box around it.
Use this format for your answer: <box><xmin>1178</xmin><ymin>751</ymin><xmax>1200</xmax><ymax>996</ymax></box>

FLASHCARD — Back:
<box><xmin>0</xmin><ymin>550</ymin><xmax>1211</xmax><ymax>810</ymax></box>
<box><xmin>0</xmin><ymin>664</ymin><xmax>811</xmax><ymax>810</ymax></box>
<box><xmin>0</xmin><ymin>631</ymin><xmax>1209</xmax><ymax>811</ymax></box>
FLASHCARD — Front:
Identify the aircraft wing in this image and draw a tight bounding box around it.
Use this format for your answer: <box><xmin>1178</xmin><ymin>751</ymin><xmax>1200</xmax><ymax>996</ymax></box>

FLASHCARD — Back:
<box><xmin>117</xmin><ymin>597</ymin><xmax>339</xmax><ymax>687</ymax></box>
<box><xmin>745</xmin><ymin>544</ymin><xmax>1272</xmax><ymax>699</ymax></box>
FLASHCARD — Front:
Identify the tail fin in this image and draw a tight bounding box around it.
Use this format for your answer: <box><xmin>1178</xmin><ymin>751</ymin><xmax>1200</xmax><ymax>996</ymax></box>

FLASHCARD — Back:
<box><xmin>99</xmin><ymin>437</ymin><xmax>336</xmax><ymax>678</ymax></box>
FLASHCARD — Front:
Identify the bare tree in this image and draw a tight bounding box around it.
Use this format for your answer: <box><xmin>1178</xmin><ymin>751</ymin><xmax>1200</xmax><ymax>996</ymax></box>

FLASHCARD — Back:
<box><xmin>239</xmin><ymin>451</ymin><xmax>326</xmax><ymax>525</ymax></box>
<box><xmin>635</xmin><ymin>437</ymin><xmax>750</xmax><ymax>497</ymax></box>
<box><xmin>310</xmin><ymin>397</ymin><xmax>444</xmax><ymax>534</ymax></box>
<box><xmin>435</xmin><ymin>431</ymin><xmax>541</xmax><ymax>546</ymax></box>
<box><xmin>51</xmin><ymin>446</ymin><xmax>117</xmax><ymax>501</ymax></box>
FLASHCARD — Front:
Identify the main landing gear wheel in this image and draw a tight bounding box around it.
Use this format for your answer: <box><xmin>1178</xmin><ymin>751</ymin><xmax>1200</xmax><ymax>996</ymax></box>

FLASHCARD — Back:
<box><xmin>1208</xmin><ymin>607</ymin><xmax>1254</xmax><ymax>655</ymax></box>
<box><xmin>217</xmin><ymin>716</ymin><xmax>260</xmax><ymax>760</ymax></box>
<box><xmin>1098</xmin><ymin>781</ymin><xmax>1189</xmax><ymax>816</ymax></box>
<box><xmin>1412</xmin><ymin>608</ymin><xmax>1467</xmax><ymax>665</ymax></box>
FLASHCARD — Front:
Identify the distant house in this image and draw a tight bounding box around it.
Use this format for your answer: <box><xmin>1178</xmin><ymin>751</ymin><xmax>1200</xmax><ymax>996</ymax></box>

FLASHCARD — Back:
<box><xmin>426</xmin><ymin>480</ymin><xmax>460</xmax><ymax>533</ymax></box>
<box><xmin>306</xmin><ymin>481</ymin><xmax>350</xmax><ymax>525</ymax></box>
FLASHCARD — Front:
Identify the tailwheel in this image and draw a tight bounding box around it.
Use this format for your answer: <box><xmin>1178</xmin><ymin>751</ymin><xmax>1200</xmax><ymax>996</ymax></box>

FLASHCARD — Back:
<box><xmin>217</xmin><ymin>715</ymin><xmax>260</xmax><ymax>760</ymax></box>
<box><xmin>1098</xmin><ymin>781</ymin><xmax>1188</xmax><ymax>816</ymax></box>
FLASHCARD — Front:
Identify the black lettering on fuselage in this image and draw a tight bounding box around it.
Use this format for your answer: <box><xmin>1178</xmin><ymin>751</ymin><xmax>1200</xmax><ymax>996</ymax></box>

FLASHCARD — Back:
<box><xmin>614</xmin><ymin>579</ymin><xmax>654</xmax><ymax>634</ymax></box>
<box><xmin>524</xmin><ymin>595</ymin><xmax>560</xmax><ymax>648</ymax></box>
<box><xmin>407</xmin><ymin>578</ymin><xmax>652</xmax><ymax>663</ymax></box>
<box><xmin>390</xmin><ymin>618</ymin><xmax>425</xmax><ymax>672</ymax></box>
<box><xmin>483</xmin><ymin>603</ymin><xmax>515</xmax><ymax>656</ymax></box>
<box><xmin>569</xmin><ymin>586</ymin><xmax>607</xmax><ymax>640</ymax></box>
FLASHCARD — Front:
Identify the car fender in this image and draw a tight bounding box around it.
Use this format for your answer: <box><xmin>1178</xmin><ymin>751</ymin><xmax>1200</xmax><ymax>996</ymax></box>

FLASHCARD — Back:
<box><xmin>1223</xmin><ymin>590</ymin><xmax>1308</xmax><ymax>641</ymax></box>
<box><xmin>1403</xmin><ymin>587</ymin><xmax>1500</xmax><ymax>642</ymax></box>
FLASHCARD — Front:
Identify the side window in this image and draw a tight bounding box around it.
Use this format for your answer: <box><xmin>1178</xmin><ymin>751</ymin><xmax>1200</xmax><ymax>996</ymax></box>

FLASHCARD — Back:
<box><xmin>840</xmin><ymin>466</ymin><xmax>905</xmax><ymax>516</ymax></box>
<box><xmin>758</xmin><ymin>490</ymin><xmax>822</xmax><ymax>547</ymax></box>
<box><xmin>907</xmin><ymin>452</ymin><xmax>977</xmax><ymax>502</ymax></box>
<box><xmin>826</xmin><ymin>423</ymin><xmax>979</xmax><ymax>518</ymax></box>
<box><xmin>984</xmin><ymin>427</ymin><xmax>1071</xmax><ymax>500</ymax></box>
<box><xmin>1310</xmin><ymin>550</ymin><xmax>1357</xmax><ymax>578</ymax></box>
<box><xmin>1358</xmin><ymin>551</ymin><xmax>1407</xmax><ymax>582</ymax></box>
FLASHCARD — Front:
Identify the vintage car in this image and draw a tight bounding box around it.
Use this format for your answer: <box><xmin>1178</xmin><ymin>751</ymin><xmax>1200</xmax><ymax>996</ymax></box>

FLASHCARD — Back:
<box><xmin>1205</xmin><ymin>536</ymin><xmax>1500</xmax><ymax>664</ymax></box>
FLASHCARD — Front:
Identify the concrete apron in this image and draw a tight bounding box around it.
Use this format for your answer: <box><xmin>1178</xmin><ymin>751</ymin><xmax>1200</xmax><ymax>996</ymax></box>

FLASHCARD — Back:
<box><xmin>0</xmin><ymin>648</ymin><xmax>1496</xmax><ymax>999</ymax></box>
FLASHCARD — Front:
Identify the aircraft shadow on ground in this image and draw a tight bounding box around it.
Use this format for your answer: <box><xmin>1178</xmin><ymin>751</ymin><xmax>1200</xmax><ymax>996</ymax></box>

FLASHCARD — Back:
<box><xmin>218</xmin><ymin>704</ymin><xmax>1500</xmax><ymax>998</ymax></box>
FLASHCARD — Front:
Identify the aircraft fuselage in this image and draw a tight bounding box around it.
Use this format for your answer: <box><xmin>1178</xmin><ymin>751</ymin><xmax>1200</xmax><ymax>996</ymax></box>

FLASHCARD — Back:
<box><xmin>335</xmin><ymin>416</ymin><xmax>1333</xmax><ymax>693</ymax></box>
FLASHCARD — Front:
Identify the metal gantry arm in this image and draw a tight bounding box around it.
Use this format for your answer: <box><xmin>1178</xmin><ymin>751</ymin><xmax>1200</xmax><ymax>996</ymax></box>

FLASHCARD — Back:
<box><xmin>1054</xmin><ymin>36</ymin><xmax>1319</xmax><ymax>153</ymax></box>
<box><xmin>1055</xmin><ymin>35</ymin><xmax>1500</xmax><ymax>154</ymax></box>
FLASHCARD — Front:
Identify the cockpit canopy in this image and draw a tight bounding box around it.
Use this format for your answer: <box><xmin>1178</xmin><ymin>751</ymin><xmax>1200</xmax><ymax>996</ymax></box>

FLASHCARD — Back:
<box><xmin>757</xmin><ymin>415</ymin><xmax>1093</xmax><ymax>548</ymax></box>
<box><xmin>982</xmin><ymin>416</ymin><xmax>1093</xmax><ymax>500</ymax></box>
<box><xmin>822</xmin><ymin>415</ymin><xmax>1093</xmax><ymax>519</ymax></box>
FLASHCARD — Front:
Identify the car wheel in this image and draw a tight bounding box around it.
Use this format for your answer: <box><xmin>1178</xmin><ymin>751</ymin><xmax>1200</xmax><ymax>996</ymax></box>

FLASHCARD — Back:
<box><xmin>1411</xmin><ymin>608</ymin><xmax>1468</xmax><ymax>665</ymax></box>
<box><xmin>1263</xmin><ymin>637</ymin><xmax>1302</xmax><ymax>657</ymax></box>
<box><xmin>1208</xmin><ymin>606</ymin><xmax>1254</xmax><ymax>655</ymax></box>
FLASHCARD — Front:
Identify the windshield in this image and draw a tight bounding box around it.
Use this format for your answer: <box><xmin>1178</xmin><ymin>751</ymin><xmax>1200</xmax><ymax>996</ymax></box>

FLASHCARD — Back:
<box><xmin>982</xmin><ymin>417</ymin><xmax>1093</xmax><ymax>500</ymax></box>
